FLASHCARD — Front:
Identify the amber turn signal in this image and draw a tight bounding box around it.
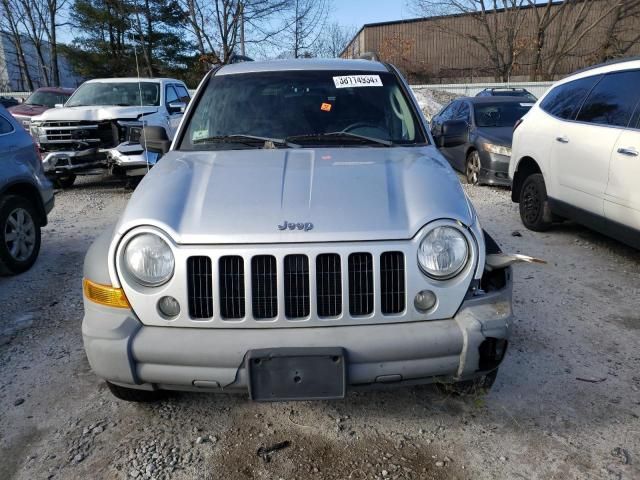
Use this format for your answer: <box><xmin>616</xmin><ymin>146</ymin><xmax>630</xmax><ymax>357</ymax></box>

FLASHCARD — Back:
<box><xmin>83</xmin><ymin>278</ymin><xmax>130</xmax><ymax>309</ymax></box>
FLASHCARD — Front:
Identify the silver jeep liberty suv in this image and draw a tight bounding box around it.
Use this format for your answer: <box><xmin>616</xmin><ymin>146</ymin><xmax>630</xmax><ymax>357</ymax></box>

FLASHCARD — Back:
<box><xmin>82</xmin><ymin>59</ymin><xmax>512</xmax><ymax>402</ymax></box>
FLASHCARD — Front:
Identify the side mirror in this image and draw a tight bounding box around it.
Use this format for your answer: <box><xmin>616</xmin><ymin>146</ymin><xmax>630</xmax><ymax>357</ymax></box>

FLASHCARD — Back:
<box><xmin>167</xmin><ymin>102</ymin><xmax>186</xmax><ymax>114</ymax></box>
<box><xmin>54</xmin><ymin>103</ymin><xmax>63</xmax><ymax>108</ymax></box>
<box><xmin>439</xmin><ymin>120</ymin><xmax>468</xmax><ymax>148</ymax></box>
<box><xmin>140</xmin><ymin>126</ymin><xmax>171</xmax><ymax>155</ymax></box>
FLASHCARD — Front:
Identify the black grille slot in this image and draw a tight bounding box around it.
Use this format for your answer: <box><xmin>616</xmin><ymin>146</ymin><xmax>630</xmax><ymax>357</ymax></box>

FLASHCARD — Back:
<box><xmin>187</xmin><ymin>256</ymin><xmax>213</xmax><ymax>319</ymax></box>
<box><xmin>380</xmin><ymin>252</ymin><xmax>405</xmax><ymax>314</ymax></box>
<box><xmin>316</xmin><ymin>254</ymin><xmax>342</xmax><ymax>317</ymax></box>
<box><xmin>251</xmin><ymin>255</ymin><xmax>278</xmax><ymax>319</ymax></box>
<box><xmin>284</xmin><ymin>255</ymin><xmax>310</xmax><ymax>318</ymax></box>
<box><xmin>219</xmin><ymin>256</ymin><xmax>245</xmax><ymax>319</ymax></box>
<box><xmin>348</xmin><ymin>253</ymin><xmax>374</xmax><ymax>316</ymax></box>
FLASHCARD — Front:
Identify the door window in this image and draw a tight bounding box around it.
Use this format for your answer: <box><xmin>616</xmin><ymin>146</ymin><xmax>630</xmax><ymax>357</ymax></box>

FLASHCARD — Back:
<box><xmin>165</xmin><ymin>86</ymin><xmax>179</xmax><ymax>106</ymax></box>
<box><xmin>438</xmin><ymin>102</ymin><xmax>457</xmax><ymax>122</ymax></box>
<box><xmin>540</xmin><ymin>75</ymin><xmax>601</xmax><ymax>120</ymax></box>
<box><xmin>175</xmin><ymin>85</ymin><xmax>191</xmax><ymax>104</ymax></box>
<box><xmin>576</xmin><ymin>70</ymin><xmax>640</xmax><ymax>128</ymax></box>
<box><xmin>454</xmin><ymin>102</ymin><xmax>470</xmax><ymax>122</ymax></box>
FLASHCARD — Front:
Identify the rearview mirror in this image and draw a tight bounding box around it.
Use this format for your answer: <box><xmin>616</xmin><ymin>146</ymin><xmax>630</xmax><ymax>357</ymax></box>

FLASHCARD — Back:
<box><xmin>140</xmin><ymin>126</ymin><xmax>171</xmax><ymax>155</ymax></box>
<box><xmin>167</xmin><ymin>102</ymin><xmax>186</xmax><ymax>114</ymax></box>
<box><xmin>439</xmin><ymin>120</ymin><xmax>468</xmax><ymax>148</ymax></box>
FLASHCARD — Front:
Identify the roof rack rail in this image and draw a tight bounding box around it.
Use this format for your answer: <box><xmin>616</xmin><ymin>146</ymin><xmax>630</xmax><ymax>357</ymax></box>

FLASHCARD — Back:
<box><xmin>357</xmin><ymin>52</ymin><xmax>378</xmax><ymax>61</ymax></box>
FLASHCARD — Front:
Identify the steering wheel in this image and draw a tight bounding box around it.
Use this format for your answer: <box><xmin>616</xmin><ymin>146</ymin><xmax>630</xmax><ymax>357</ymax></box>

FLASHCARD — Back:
<box><xmin>342</xmin><ymin>121</ymin><xmax>381</xmax><ymax>133</ymax></box>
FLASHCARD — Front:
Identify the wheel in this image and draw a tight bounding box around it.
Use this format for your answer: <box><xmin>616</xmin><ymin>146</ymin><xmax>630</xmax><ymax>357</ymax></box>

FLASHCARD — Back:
<box><xmin>0</xmin><ymin>195</ymin><xmax>41</xmax><ymax>275</ymax></box>
<box><xmin>106</xmin><ymin>382</ymin><xmax>166</xmax><ymax>403</ymax></box>
<box><xmin>54</xmin><ymin>174</ymin><xmax>76</xmax><ymax>188</ymax></box>
<box><xmin>519</xmin><ymin>173</ymin><xmax>553</xmax><ymax>231</ymax></box>
<box><xmin>465</xmin><ymin>150</ymin><xmax>481</xmax><ymax>185</ymax></box>
<box><xmin>440</xmin><ymin>370</ymin><xmax>498</xmax><ymax>396</ymax></box>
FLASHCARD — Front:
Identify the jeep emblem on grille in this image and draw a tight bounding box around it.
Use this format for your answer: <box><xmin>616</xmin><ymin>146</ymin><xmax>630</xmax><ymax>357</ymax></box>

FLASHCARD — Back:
<box><xmin>277</xmin><ymin>221</ymin><xmax>314</xmax><ymax>231</ymax></box>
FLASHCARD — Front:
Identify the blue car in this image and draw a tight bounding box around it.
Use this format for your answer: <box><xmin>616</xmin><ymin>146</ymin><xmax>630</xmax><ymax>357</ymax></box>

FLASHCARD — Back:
<box><xmin>0</xmin><ymin>104</ymin><xmax>54</xmax><ymax>274</ymax></box>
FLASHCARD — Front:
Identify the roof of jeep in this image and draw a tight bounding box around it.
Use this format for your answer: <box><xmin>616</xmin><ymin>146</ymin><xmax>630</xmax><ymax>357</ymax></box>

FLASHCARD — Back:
<box><xmin>217</xmin><ymin>58</ymin><xmax>388</xmax><ymax>76</ymax></box>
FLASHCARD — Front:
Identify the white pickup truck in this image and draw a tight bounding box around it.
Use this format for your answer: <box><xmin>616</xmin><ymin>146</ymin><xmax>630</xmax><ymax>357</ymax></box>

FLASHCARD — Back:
<box><xmin>29</xmin><ymin>77</ymin><xmax>190</xmax><ymax>187</ymax></box>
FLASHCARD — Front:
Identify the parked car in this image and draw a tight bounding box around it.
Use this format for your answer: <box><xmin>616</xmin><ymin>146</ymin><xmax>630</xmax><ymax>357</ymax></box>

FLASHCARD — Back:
<box><xmin>8</xmin><ymin>87</ymin><xmax>75</xmax><ymax>129</ymax></box>
<box><xmin>30</xmin><ymin>77</ymin><xmax>190</xmax><ymax>187</ymax></box>
<box><xmin>82</xmin><ymin>59</ymin><xmax>514</xmax><ymax>403</ymax></box>
<box><xmin>0</xmin><ymin>96</ymin><xmax>20</xmax><ymax>108</ymax></box>
<box><xmin>431</xmin><ymin>97</ymin><xmax>533</xmax><ymax>185</ymax></box>
<box><xmin>0</xmin><ymin>104</ymin><xmax>54</xmax><ymax>274</ymax></box>
<box><xmin>476</xmin><ymin>88</ymin><xmax>537</xmax><ymax>101</ymax></box>
<box><xmin>510</xmin><ymin>58</ymin><xmax>640</xmax><ymax>249</ymax></box>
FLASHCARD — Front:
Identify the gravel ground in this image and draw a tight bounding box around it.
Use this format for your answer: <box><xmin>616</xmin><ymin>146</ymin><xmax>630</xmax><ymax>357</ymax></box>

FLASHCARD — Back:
<box><xmin>0</xmin><ymin>175</ymin><xmax>639</xmax><ymax>480</ymax></box>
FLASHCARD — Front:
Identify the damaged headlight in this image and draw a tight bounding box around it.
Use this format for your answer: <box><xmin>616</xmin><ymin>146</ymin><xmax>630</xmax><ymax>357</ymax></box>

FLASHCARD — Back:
<box><xmin>123</xmin><ymin>233</ymin><xmax>174</xmax><ymax>286</ymax></box>
<box><xmin>418</xmin><ymin>226</ymin><xmax>469</xmax><ymax>279</ymax></box>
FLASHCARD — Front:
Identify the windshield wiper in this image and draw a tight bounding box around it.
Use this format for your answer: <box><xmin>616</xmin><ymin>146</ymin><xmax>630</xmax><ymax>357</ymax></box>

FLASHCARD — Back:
<box><xmin>286</xmin><ymin>132</ymin><xmax>393</xmax><ymax>147</ymax></box>
<box><xmin>193</xmin><ymin>134</ymin><xmax>297</xmax><ymax>148</ymax></box>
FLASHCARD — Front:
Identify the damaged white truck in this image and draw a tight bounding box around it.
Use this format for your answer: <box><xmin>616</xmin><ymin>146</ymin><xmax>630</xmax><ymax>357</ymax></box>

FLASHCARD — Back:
<box><xmin>29</xmin><ymin>78</ymin><xmax>189</xmax><ymax>187</ymax></box>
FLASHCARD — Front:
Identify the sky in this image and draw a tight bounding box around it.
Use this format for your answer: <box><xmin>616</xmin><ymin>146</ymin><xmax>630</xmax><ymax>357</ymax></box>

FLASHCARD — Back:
<box><xmin>331</xmin><ymin>1</ymin><xmax>410</xmax><ymax>29</ymax></box>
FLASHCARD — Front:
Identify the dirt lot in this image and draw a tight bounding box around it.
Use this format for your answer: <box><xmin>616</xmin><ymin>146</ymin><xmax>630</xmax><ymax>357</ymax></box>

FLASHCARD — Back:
<box><xmin>1</xmin><ymin>176</ymin><xmax>638</xmax><ymax>480</ymax></box>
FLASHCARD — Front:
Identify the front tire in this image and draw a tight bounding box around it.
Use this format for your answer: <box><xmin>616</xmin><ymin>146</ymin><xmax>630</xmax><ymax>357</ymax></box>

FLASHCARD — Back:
<box><xmin>0</xmin><ymin>195</ymin><xmax>41</xmax><ymax>275</ymax></box>
<box><xmin>519</xmin><ymin>173</ymin><xmax>553</xmax><ymax>231</ymax></box>
<box><xmin>54</xmin><ymin>174</ymin><xmax>76</xmax><ymax>189</ymax></box>
<box><xmin>465</xmin><ymin>150</ymin><xmax>481</xmax><ymax>185</ymax></box>
<box><xmin>106</xmin><ymin>382</ymin><xmax>166</xmax><ymax>403</ymax></box>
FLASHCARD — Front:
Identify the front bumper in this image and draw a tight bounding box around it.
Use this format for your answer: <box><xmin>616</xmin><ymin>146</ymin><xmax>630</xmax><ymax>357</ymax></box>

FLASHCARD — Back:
<box><xmin>82</xmin><ymin>275</ymin><xmax>512</xmax><ymax>395</ymax></box>
<box><xmin>478</xmin><ymin>152</ymin><xmax>511</xmax><ymax>186</ymax></box>
<box><xmin>41</xmin><ymin>144</ymin><xmax>157</xmax><ymax>176</ymax></box>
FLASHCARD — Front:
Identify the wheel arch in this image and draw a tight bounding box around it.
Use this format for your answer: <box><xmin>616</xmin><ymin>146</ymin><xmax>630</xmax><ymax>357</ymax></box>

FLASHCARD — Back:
<box><xmin>0</xmin><ymin>181</ymin><xmax>47</xmax><ymax>226</ymax></box>
<box><xmin>511</xmin><ymin>156</ymin><xmax>542</xmax><ymax>203</ymax></box>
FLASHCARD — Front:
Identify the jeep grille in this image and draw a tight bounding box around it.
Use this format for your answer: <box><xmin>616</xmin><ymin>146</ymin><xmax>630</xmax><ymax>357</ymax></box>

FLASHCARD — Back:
<box><xmin>186</xmin><ymin>252</ymin><xmax>406</xmax><ymax>321</ymax></box>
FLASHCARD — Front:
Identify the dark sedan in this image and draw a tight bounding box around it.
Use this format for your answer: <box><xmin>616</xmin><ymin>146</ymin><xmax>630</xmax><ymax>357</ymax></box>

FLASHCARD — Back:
<box><xmin>430</xmin><ymin>97</ymin><xmax>533</xmax><ymax>186</ymax></box>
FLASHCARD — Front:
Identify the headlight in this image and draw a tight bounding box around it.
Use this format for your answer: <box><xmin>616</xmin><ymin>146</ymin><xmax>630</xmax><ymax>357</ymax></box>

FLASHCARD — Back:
<box><xmin>418</xmin><ymin>226</ymin><xmax>469</xmax><ymax>279</ymax></box>
<box><xmin>123</xmin><ymin>233</ymin><xmax>174</xmax><ymax>286</ymax></box>
<box><xmin>482</xmin><ymin>143</ymin><xmax>511</xmax><ymax>156</ymax></box>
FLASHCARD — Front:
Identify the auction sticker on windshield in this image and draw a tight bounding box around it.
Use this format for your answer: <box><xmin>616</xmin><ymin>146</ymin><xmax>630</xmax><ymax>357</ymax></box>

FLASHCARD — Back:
<box><xmin>333</xmin><ymin>75</ymin><xmax>383</xmax><ymax>88</ymax></box>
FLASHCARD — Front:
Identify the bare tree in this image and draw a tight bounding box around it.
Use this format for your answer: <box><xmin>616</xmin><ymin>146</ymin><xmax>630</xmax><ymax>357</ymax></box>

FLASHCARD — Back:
<box><xmin>16</xmin><ymin>0</ymin><xmax>51</xmax><ymax>85</ymax></box>
<box><xmin>284</xmin><ymin>0</ymin><xmax>330</xmax><ymax>58</ymax></box>
<box><xmin>0</xmin><ymin>0</ymin><xmax>34</xmax><ymax>90</ymax></box>
<box><xmin>408</xmin><ymin>0</ymin><xmax>529</xmax><ymax>81</ymax></box>
<box><xmin>317</xmin><ymin>22</ymin><xmax>356</xmax><ymax>58</ymax></box>
<box><xmin>535</xmin><ymin>0</ymin><xmax>621</xmax><ymax>79</ymax></box>
<box><xmin>595</xmin><ymin>0</ymin><xmax>640</xmax><ymax>62</ymax></box>
<box><xmin>31</xmin><ymin>0</ymin><xmax>68</xmax><ymax>86</ymax></box>
<box><xmin>178</xmin><ymin>0</ymin><xmax>290</xmax><ymax>65</ymax></box>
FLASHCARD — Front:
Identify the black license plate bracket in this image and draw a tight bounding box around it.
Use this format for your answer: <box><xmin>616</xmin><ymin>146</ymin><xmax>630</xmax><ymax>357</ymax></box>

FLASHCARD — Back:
<box><xmin>247</xmin><ymin>347</ymin><xmax>346</xmax><ymax>402</ymax></box>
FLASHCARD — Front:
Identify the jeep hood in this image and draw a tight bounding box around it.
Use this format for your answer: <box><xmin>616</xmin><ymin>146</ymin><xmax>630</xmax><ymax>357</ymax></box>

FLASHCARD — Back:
<box><xmin>32</xmin><ymin>105</ymin><xmax>158</xmax><ymax>122</ymax></box>
<box><xmin>116</xmin><ymin>147</ymin><xmax>473</xmax><ymax>244</ymax></box>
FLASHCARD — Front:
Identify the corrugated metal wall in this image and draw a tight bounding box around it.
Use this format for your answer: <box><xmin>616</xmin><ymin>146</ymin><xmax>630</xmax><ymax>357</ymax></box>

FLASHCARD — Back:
<box><xmin>342</xmin><ymin>1</ymin><xmax>640</xmax><ymax>82</ymax></box>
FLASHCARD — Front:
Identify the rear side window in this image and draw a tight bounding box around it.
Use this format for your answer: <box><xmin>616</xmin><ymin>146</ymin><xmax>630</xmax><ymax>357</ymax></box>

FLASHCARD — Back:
<box><xmin>576</xmin><ymin>70</ymin><xmax>640</xmax><ymax>128</ymax></box>
<box><xmin>0</xmin><ymin>115</ymin><xmax>13</xmax><ymax>134</ymax></box>
<box><xmin>540</xmin><ymin>75</ymin><xmax>601</xmax><ymax>120</ymax></box>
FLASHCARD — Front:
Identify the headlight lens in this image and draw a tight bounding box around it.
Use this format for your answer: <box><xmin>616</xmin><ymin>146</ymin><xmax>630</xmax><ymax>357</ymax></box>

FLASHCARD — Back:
<box><xmin>123</xmin><ymin>233</ymin><xmax>174</xmax><ymax>286</ymax></box>
<box><xmin>482</xmin><ymin>142</ymin><xmax>511</xmax><ymax>156</ymax></box>
<box><xmin>418</xmin><ymin>226</ymin><xmax>469</xmax><ymax>279</ymax></box>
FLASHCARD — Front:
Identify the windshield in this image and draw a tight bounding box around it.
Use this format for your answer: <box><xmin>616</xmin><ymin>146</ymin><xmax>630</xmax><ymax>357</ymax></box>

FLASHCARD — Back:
<box><xmin>26</xmin><ymin>90</ymin><xmax>71</xmax><ymax>107</ymax></box>
<box><xmin>474</xmin><ymin>102</ymin><xmax>533</xmax><ymax>128</ymax></box>
<box><xmin>66</xmin><ymin>82</ymin><xmax>160</xmax><ymax>107</ymax></box>
<box><xmin>180</xmin><ymin>70</ymin><xmax>426</xmax><ymax>150</ymax></box>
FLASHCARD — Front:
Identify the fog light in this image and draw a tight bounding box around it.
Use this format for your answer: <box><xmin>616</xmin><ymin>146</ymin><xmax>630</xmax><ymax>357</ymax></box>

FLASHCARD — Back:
<box><xmin>158</xmin><ymin>296</ymin><xmax>180</xmax><ymax>318</ymax></box>
<box><xmin>414</xmin><ymin>290</ymin><xmax>437</xmax><ymax>312</ymax></box>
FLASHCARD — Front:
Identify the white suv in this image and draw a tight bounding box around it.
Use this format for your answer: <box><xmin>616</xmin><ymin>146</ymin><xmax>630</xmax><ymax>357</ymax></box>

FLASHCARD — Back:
<box><xmin>509</xmin><ymin>58</ymin><xmax>640</xmax><ymax>249</ymax></box>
